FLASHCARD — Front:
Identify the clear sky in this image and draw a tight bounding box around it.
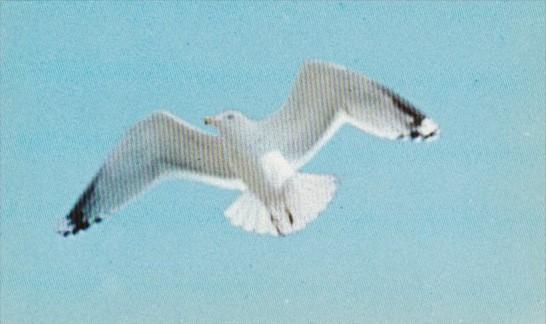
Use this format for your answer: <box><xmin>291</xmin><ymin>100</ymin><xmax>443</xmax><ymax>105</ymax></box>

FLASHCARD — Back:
<box><xmin>1</xmin><ymin>2</ymin><xmax>544</xmax><ymax>323</ymax></box>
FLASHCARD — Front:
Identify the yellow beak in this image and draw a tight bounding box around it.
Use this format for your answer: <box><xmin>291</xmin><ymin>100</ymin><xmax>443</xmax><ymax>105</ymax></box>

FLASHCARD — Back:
<box><xmin>204</xmin><ymin>116</ymin><xmax>214</xmax><ymax>125</ymax></box>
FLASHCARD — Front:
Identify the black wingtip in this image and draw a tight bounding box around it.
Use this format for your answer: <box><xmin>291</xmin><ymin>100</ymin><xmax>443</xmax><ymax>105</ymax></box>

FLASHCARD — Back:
<box><xmin>379</xmin><ymin>84</ymin><xmax>426</xmax><ymax>126</ymax></box>
<box><xmin>58</xmin><ymin>176</ymin><xmax>99</xmax><ymax>237</ymax></box>
<box><xmin>58</xmin><ymin>206</ymin><xmax>90</xmax><ymax>237</ymax></box>
<box><xmin>377</xmin><ymin>83</ymin><xmax>442</xmax><ymax>142</ymax></box>
<box><xmin>70</xmin><ymin>207</ymin><xmax>91</xmax><ymax>234</ymax></box>
<box><xmin>396</xmin><ymin>118</ymin><xmax>440</xmax><ymax>142</ymax></box>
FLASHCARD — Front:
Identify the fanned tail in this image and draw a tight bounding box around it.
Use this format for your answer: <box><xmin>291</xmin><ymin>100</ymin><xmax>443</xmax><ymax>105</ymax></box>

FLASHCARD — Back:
<box><xmin>224</xmin><ymin>173</ymin><xmax>337</xmax><ymax>236</ymax></box>
<box><xmin>224</xmin><ymin>192</ymin><xmax>279</xmax><ymax>236</ymax></box>
<box><xmin>278</xmin><ymin>173</ymin><xmax>337</xmax><ymax>234</ymax></box>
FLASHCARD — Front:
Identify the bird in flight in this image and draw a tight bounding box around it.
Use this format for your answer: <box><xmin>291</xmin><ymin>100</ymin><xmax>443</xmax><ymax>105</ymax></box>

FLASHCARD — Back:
<box><xmin>58</xmin><ymin>61</ymin><xmax>439</xmax><ymax>237</ymax></box>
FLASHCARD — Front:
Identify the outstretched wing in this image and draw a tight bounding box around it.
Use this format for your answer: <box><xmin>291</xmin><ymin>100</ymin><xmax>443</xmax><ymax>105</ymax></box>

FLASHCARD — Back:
<box><xmin>59</xmin><ymin>111</ymin><xmax>244</xmax><ymax>236</ymax></box>
<box><xmin>261</xmin><ymin>61</ymin><xmax>440</xmax><ymax>169</ymax></box>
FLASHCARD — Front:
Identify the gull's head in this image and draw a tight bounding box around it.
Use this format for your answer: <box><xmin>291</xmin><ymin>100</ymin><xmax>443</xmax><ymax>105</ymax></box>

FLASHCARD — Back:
<box><xmin>204</xmin><ymin>110</ymin><xmax>252</xmax><ymax>135</ymax></box>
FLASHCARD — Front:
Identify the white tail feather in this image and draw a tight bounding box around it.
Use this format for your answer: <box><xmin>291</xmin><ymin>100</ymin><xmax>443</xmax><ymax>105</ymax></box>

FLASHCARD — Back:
<box><xmin>224</xmin><ymin>173</ymin><xmax>337</xmax><ymax>236</ymax></box>
<box><xmin>281</xmin><ymin>173</ymin><xmax>337</xmax><ymax>234</ymax></box>
<box><xmin>225</xmin><ymin>192</ymin><xmax>278</xmax><ymax>236</ymax></box>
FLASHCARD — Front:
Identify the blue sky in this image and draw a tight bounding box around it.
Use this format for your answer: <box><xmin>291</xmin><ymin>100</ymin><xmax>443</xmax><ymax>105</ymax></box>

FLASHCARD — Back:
<box><xmin>1</xmin><ymin>2</ymin><xmax>544</xmax><ymax>323</ymax></box>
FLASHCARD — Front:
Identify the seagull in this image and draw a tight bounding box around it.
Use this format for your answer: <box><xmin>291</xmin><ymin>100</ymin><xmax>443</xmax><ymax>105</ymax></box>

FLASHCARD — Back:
<box><xmin>58</xmin><ymin>61</ymin><xmax>440</xmax><ymax>237</ymax></box>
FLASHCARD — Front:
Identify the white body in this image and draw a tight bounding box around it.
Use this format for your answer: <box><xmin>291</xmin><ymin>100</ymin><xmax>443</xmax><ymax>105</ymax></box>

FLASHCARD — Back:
<box><xmin>59</xmin><ymin>61</ymin><xmax>439</xmax><ymax>237</ymax></box>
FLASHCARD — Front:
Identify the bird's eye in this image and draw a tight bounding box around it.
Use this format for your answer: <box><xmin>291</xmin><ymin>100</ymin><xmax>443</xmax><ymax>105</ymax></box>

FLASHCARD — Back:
<box><xmin>227</xmin><ymin>114</ymin><xmax>234</xmax><ymax>120</ymax></box>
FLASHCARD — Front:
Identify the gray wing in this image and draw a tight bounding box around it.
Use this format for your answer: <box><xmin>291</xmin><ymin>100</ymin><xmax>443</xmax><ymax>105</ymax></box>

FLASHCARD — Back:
<box><xmin>59</xmin><ymin>111</ymin><xmax>244</xmax><ymax>236</ymax></box>
<box><xmin>260</xmin><ymin>61</ymin><xmax>440</xmax><ymax>169</ymax></box>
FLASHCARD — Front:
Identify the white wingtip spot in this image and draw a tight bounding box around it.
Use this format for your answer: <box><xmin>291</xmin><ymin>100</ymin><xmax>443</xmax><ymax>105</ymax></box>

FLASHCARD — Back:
<box><xmin>419</xmin><ymin>118</ymin><xmax>440</xmax><ymax>142</ymax></box>
<box><xmin>56</xmin><ymin>217</ymin><xmax>73</xmax><ymax>236</ymax></box>
<box><xmin>420</xmin><ymin>118</ymin><xmax>438</xmax><ymax>133</ymax></box>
